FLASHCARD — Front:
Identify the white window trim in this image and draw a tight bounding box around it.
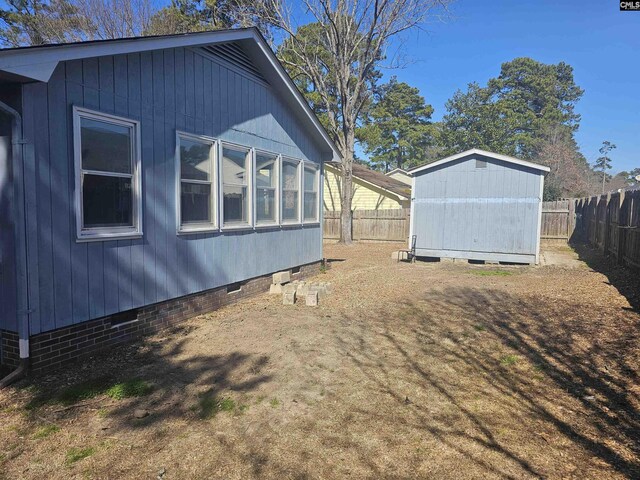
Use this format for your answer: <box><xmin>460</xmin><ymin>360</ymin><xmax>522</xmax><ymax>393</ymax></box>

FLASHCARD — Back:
<box><xmin>254</xmin><ymin>149</ymin><xmax>281</xmax><ymax>228</ymax></box>
<box><xmin>303</xmin><ymin>162</ymin><xmax>320</xmax><ymax>224</ymax></box>
<box><xmin>220</xmin><ymin>141</ymin><xmax>253</xmax><ymax>230</ymax></box>
<box><xmin>281</xmin><ymin>157</ymin><xmax>302</xmax><ymax>225</ymax></box>
<box><xmin>73</xmin><ymin>106</ymin><xmax>142</xmax><ymax>242</ymax></box>
<box><xmin>175</xmin><ymin>131</ymin><xmax>218</xmax><ymax>234</ymax></box>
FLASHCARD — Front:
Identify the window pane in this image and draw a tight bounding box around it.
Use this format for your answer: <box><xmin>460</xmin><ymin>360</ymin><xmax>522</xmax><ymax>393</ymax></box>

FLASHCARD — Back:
<box><xmin>180</xmin><ymin>138</ymin><xmax>211</xmax><ymax>181</ymax></box>
<box><xmin>304</xmin><ymin>166</ymin><xmax>317</xmax><ymax>192</ymax></box>
<box><xmin>304</xmin><ymin>192</ymin><xmax>318</xmax><ymax>221</ymax></box>
<box><xmin>83</xmin><ymin>174</ymin><xmax>133</xmax><ymax>228</ymax></box>
<box><xmin>282</xmin><ymin>190</ymin><xmax>299</xmax><ymax>222</ymax></box>
<box><xmin>181</xmin><ymin>182</ymin><xmax>211</xmax><ymax>224</ymax></box>
<box><xmin>282</xmin><ymin>161</ymin><xmax>299</xmax><ymax>190</ymax></box>
<box><xmin>223</xmin><ymin>184</ymin><xmax>247</xmax><ymax>224</ymax></box>
<box><xmin>81</xmin><ymin>117</ymin><xmax>132</xmax><ymax>174</ymax></box>
<box><xmin>257</xmin><ymin>187</ymin><xmax>276</xmax><ymax>223</ymax></box>
<box><xmin>222</xmin><ymin>146</ymin><xmax>249</xmax><ymax>185</ymax></box>
<box><xmin>256</xmin><ymin>153</ymin><xmax>277</xmax><ymax>188</ymax></box>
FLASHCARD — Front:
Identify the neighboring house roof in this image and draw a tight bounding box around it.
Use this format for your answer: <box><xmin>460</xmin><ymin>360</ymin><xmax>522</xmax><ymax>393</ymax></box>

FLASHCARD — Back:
<box><xmin>0</xmin><ymin>28</ymin><xmax>340</xmax><ymax>162</ymax></box>
<box><xmin>409</xmin><ymin>148</ymin><xmax>551</xmax><ymax>175</ymax></box>
<box><xmin>385</xmin><ymin>168</ymin><xmax>411</xmax><ymax>177</ymax></box>
<box><xmin>326</xmin><ymin>162</ymin><xmax>411</xmax><ymax>200</ymax></box>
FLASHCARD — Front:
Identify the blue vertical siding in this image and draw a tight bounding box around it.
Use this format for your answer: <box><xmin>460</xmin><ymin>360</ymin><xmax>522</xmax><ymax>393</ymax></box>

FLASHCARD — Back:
<box><xmin>412</xmin><ymin>155</ymin><xmax>543</xmax><ymax>262</ymax></box>
<box><xmin>0</xmin><ymin>111</ymin><xmax>17</xmax><ymax>332</ymax></box>
<box><xmin>21</xmin><ymin>46</ymin><xmax>326</xmax><ymax>335</ymax></box>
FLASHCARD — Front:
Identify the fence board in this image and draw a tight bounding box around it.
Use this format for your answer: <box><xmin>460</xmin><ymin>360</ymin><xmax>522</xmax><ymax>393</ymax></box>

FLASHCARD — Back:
<box><xmin>323</xmin><ymin>208</ymin><xmax>410</xmax><ymax>242</ymax></box>
<box><xmin>541</xmin><ymin>200</ymin><xmax>575</xmax><ymax>240</ymax></box>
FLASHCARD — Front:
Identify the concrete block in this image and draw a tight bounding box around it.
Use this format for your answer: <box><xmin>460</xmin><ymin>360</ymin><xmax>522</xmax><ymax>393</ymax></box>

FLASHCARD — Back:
<box><xmin>283</xmin><ymin>291</ymin><xmax>296</xmax><ymax>305</ymax></box>
<box><xmin>296</xmin><ymin>282</ymin><xmax>309</xmax><ymax>297</ymax></box>
<box><xmin>283</xmin><ymin>283</ymin><xmax>297</xmax><ymax>295</ymax></box>
<box><xmin>323</xmin><ymin>282</ymin><xmax>332</xmax><ymax>295</ymax></box>
<box><xmin>306</xmin><ymin>291</ymin><xmax>318</xmax><ymax>306</ymax></box>
<box><xmin>391</xmin><ymin>250</ymin><xmax>409</xmax><ymax>261</ymax></box>
<box><xmin>272</xmin><ymin>271</ymin><xmax>291</xmax><ymax>285</ymax></box>
<box><xmin>269</xmin><ymin>284</ymin><xmax>283</xmax><ymax>295</ymax></box>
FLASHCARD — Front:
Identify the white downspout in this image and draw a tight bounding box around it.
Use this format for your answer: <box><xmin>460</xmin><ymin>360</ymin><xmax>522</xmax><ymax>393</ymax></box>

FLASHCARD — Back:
<box><xmin>0</xmin><ymin>98</ymin><xmax>31</xmax><ymax>388</ymax></box>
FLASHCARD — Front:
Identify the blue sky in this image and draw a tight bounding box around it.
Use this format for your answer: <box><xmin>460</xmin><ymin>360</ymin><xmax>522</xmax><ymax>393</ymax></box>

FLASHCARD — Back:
<box><xmin>378</xmin><ymin>0</ymin><xmax>639</xmax><ymax>173</ymax></box>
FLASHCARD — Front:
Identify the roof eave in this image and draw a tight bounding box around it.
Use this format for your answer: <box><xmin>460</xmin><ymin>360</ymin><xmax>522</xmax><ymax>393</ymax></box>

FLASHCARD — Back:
<box><xmin>409</xmin><ymin>148</ymin><xmax>550</xmax><ymax>174</ymax></box>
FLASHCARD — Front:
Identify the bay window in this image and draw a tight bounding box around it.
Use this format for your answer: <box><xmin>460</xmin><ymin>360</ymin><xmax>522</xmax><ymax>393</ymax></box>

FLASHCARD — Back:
<box><xmin>281</xmin><ymin>158</ymin><xmax>300</xmax><ymax>223</ymax></box>
<box><xmin>255</xmin><ymin>151</ymin><xmax>279</xmax><ymax>225</ymax></box>
<box><xmin>221</xmin><ymin>143</ymin><xmax>252</xmax><ymax>227</ymax></box>
<box><xmin>177</xmin><ymin>134</ymin><xmax>216</xmax><ymax>231</ymax></box>
<box><xmin>73</xmin><ymin>107</ymin><xmax>141</xmax><ymax>240</ymax></box>
<box><xmin>303</xmin><ymin>163</ymin><xmax>319</xmax><ymax>222</ymax></box>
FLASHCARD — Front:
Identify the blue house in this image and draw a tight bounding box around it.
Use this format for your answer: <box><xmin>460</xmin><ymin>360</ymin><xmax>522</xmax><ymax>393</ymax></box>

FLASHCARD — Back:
<box><xmin>0</xmin><ymin>28</ymin><xmax>339</xmax><ymax>379</ymax></box>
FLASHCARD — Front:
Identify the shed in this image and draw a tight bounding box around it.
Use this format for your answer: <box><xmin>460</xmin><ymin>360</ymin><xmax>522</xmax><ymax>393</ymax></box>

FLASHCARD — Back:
<box><xmin>408</xmin><ymin>149</ymin><xmax>549</xmax><ymax>264</ymax></box>
<box><xmin>0</xmin><ymin>28</ymin><xmax>339</xmax><ymax>375</ymax></box>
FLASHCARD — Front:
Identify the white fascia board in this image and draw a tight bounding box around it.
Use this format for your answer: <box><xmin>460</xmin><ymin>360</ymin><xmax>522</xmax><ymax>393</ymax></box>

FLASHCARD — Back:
<box><xmin>409</xmin><ymin>148</ymin><xmax>550</xmax><ymax>174</ymax></box>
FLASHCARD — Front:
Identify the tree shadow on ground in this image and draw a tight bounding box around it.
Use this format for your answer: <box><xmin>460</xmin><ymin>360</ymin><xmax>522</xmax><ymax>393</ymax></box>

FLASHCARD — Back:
<box><xmin>571</xmin><ymin>243</ymin><xmax>640</xmax><ymax>312</ymax></box>
<box><xmin>16</xmin><ymin>322</ymin><xmax>272</xmax><ymax>434</ymax></box>
<box><xmin>334</xmin><ymin>287</ymin><xmax>640</xmax><ymax>478</ymax></box>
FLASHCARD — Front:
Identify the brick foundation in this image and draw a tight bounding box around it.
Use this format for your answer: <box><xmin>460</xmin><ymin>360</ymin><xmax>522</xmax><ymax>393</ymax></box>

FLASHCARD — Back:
<box><xmin>0</xmin><ymin>261</ymin><xmax>323</xmax><ymax>375</ymax></box>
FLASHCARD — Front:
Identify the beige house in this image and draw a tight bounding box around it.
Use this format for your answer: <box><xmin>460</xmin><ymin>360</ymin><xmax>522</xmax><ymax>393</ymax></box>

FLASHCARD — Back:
<box><xmin>324</xmin><ymin>162</ymin><xmax>411</xmax><ymax>211</ymax></box>
<box><xmin>385</xmin><ymin>168</ymin><xmax>412</xmax><ymax>185</ymax></box>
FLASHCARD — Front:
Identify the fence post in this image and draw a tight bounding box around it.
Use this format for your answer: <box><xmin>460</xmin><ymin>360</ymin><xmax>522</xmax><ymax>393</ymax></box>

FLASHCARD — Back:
<box><xmin>618</xmin><ymin>191</ymin><xmax>627</xmax><ymax>266</ymax></box>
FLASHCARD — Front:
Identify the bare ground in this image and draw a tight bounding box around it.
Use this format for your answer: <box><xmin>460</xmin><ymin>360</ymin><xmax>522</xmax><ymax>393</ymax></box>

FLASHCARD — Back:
<box><xmin>0</xmin><ymin>242</ymin><xmax>638</xmax><ymax>479</ymax></box>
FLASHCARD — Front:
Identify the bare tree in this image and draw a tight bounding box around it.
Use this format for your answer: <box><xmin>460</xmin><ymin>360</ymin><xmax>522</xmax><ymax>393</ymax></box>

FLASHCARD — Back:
<box><xmin>74</xmin><ymin>0</ymin><xmax>155</xmax><ymax>39</ymax></box>
<box><xmin>264</xmin><ymin>0</ymin><xmax>449</xmax><ymax>244</ymax></box>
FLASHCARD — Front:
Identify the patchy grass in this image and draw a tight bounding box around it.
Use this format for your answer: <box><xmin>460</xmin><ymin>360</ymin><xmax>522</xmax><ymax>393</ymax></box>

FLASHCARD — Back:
<box><xmin>473</xmin><ymin>324</ymin><xmax>487</xmax><ymax>332</ymax></box>
<box><xmin>26</xmin><ymin>377</ymin><xmax>152</xmax><ymax>409</ymax></box>
<box><xmin>270</xmin><ymin>398</ymin><xmax>280</xmax><ymax>408</ymax></box>
<box><xmin>105</xmin><ymin>379</ymin><xmax>153</xmax><ymax>400</ymax></box>
<box><xmin>500</xmin><ymin>354</ymin><xmax>519</xmax><ymax>366</ymax></box>
<box><xmin>469</xmin><ymin>269</ymin><xmax>514</xmax><ymax>277</ymax></box>
<box><xmin>33</xmin><ymin>424</ymin><xmax>60</xmax><ymax>440</ymax></box>
<box><xmin>196</xmin><ymin>393</ymin><xmax>238</xmax><ymax>418</ymax></box>
<box><xmin>65</xmin><ymin>447</ymin><xmax>95</xmax><ymax>465</ymax></box>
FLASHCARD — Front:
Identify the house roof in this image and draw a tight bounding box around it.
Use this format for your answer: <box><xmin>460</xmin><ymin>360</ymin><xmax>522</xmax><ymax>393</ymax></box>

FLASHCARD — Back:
<box><xmin>385</xmin><ymin>168</ymin><xmax>411</xmax><ymax>177</ymax></box>
<box><xmin>0</xmin><ymin>28</ymin><xmax>341</xmax><ymax>162</ymax></box>
<box><xmin>326</xmin><ymin>162</ymin><xmax>411</xmax><ymax>200</ymax></box>
<box><xmin>408</xmin><ymin>148</ymin><xmax>550</xmax><ymax>175</ymax></box>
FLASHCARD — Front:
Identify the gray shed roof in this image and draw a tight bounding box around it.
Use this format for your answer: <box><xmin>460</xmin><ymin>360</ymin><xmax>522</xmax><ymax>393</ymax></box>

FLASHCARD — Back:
<box><xmin>0</xmin><ymin>28</ymin><xmax>341</xmax><ymax>162</ymax></box>
<box><xmin>409</xmin><ymin>148</ymin><xmax>550</xmax><ymax>175</ymax></box>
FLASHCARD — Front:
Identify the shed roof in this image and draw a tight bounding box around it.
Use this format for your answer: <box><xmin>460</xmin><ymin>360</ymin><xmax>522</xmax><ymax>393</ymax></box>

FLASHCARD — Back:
<box><xmin>326</xmin><ymin>162</ymin><xmax>411</xmax><ymax>199</ymax></box>
<box><xmin>409</xmin><ymin>148</ymin><xmax>550</xmax><ymax>175</ymax></box>
<box><xmin>0</xmin><ymin>28</ymin><xmax>340</xmax><ymax>162</ymax></box>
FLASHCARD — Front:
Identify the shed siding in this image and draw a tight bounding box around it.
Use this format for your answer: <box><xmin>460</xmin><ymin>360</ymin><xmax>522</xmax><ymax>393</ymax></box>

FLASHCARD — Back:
<box><xmin>21</xmin><ymin>47</ymin><xmax>325</xmax><ymax>335</ymax></box>
<box><xmin>412</xmin><ymin>156</ymin><xmax>543</xmax><ymax>262</ymax></box>
<box><xmin>323</xmin><ymin>166</ymin><xmax>407</xmax><ymax>211</ymax></box>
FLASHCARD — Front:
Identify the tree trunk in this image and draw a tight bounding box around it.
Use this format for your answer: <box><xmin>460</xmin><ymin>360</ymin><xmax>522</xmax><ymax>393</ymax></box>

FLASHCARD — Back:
<box><xmin>338</xmin><ymin>128</ymin><xmax>356</xmax><ymax>244</ymax></box>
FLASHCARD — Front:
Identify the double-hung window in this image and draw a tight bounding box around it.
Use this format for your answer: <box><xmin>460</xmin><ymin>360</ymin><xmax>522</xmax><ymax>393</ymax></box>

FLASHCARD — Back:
<box><xmin>177</xmin><ymin>133</ymin><xmax>216</xmax><ymax>231</ymax></box>
<box><xmin>255</xmin><ymin>151</ymin><xmax>279</xmax><ymax>225</ymax></box>
<box><xmin>281</xmin><ymin>158</ymin><xmax>301</xmax><ymax>224</ymax></box>
<box><xmin>73</xmin><ymin>107</ymin><xmax>141</xmax><ymax>240</ymax></box>
<box><xmin>221</xmin><ymin>143</ymin><xmax>252</xmax><ymax>227</ymax></box>
<box><xmin>303</xmin><ymin>163</ymin><xmax>319</xmax><ymax>223</ymax></box>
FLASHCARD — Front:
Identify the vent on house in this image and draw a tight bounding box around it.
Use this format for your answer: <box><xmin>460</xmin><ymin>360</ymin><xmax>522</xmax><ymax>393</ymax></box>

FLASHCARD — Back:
<box><xmin>110</xmin><ymin>308</ymin><xmax>139</xmax><ymax>328</ymax></box>
<box><xmin>226</xmin><ymin>282</ymin><xmax>243</xmax><ymax>294</ymax></box>
<box><xmin>291</xmin><ymin>266</ymin><xmax>301</xmax><ymax>275</ymax></box>
<box><xmin>476</xmin><ymin>159</ymin><xmax>487</xmax><ymax>168</ymax></box>
<box><xmin>200</xmin><ymin>43</ymin><xmax>268</xmax><ymax>84</ymax></box>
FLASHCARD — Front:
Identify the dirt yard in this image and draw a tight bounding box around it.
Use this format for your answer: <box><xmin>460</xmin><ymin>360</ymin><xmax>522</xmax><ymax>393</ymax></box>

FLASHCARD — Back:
<box><xmin>1</xmin><ymin>242</ymin><xmax>638</xmax><ymax>479</ymax></box>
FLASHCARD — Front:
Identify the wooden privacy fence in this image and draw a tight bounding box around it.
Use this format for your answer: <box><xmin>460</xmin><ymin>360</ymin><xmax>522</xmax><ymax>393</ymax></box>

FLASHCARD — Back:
<box><xmin>575</xmin><ymin>190</ymin><xmax>640</xmax><ymax>268</ymax></box>
<box><xmin>541</xmin><ymin>200</ymin><xmax>576</xmax><ymax>240</ymax></box>
<box><xmin>574</xmin><ymin>189</ymin><xmax>640</xmax><ymax>270</ymax></box>
<box><xmin>325</xmin><ymin>203</ymin><xmax>576</xmax><ymax>243</ymax></box>
<box><xmin>324</xmin><ymin>208</ymin><xmax>410</xmax><ymax>242</ymax></box>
